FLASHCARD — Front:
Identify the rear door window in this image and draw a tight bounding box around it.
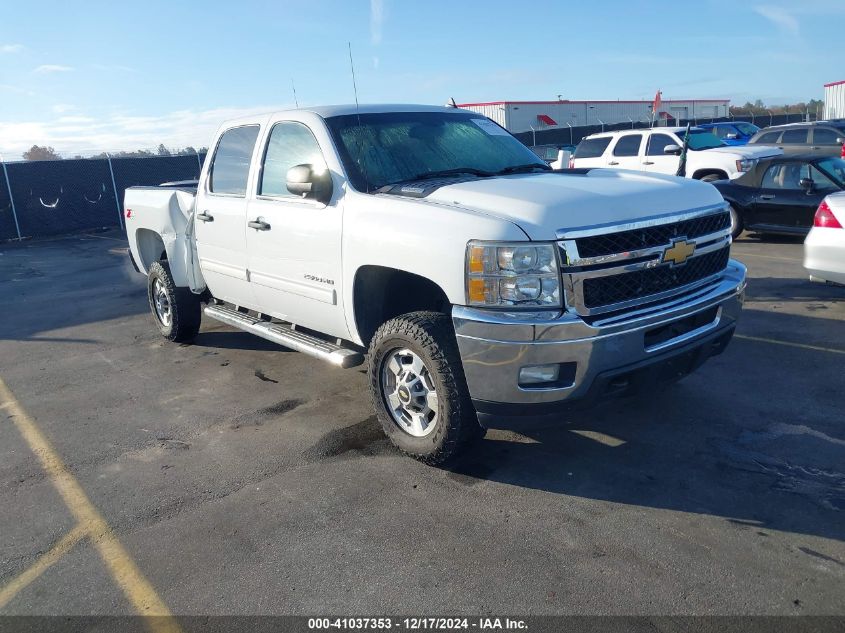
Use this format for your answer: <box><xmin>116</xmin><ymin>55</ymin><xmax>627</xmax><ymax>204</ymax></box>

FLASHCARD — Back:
<box><xmin>811</xmin><ymin>128</ymin><xmax>842</xmax><ymax>145</ymax></box>
<box><xmin>755</xmin><ymin>131</ymin><xmax>782</xmax><ymax>144</ymax></box>
<box><xmin>780</xmin><ymin>129</ymin><xmax>809</xmax><ymax>144</ymax></box>
<box><xmin>209</xmin><ymin>125</ymin><xmax>260</xmax><ymax>196</ymax></box>
<box><xmin>761</xmin><ymin>163</ymin><xmax>805</xmax><ymax>190</ymax></box>
<box><xmin>574</xmin><ymin>137</ymin><xmax>612</xmax><ymax>159</ymax></box>
<box><xmin>612</xmin><ymin>134</ymin><xmax>643</xmax><ymax>157</ymax></box>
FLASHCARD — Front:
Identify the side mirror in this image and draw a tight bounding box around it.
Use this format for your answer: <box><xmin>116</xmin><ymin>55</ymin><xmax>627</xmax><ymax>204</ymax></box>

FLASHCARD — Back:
<box><xmin>725</xmin><ymin>133</ymin><xmax>739</xmax><ymax>140</ymax></box>
<box><xmin>799</xmin><ymin>177</ymin><xmax>815</xmax><ymax>191</ymax></box>
<box><xmin>286</xmin><ymin>163</ymin><xmax>333</xmax><ymax>204</ymax></box>
<box><xmin>663</xmin><ymin>144</ymin><xmax>682</xmax><ymax>156</ymax></box>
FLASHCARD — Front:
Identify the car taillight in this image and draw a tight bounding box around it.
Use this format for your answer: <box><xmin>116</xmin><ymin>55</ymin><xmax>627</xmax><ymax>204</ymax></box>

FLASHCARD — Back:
<box><xmin>814</xmin><ymin>200</ymin><xmax>843</xmax><ymax>228</ymax></box>
<box><xmin>841</xmin><ymin>143</ymin><xmax>845</xmax><ymax>159</ymax></box>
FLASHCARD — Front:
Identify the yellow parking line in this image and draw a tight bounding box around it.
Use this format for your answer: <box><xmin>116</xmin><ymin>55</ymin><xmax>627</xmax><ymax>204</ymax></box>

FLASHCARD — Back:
<box><xmin>0</xmin><ymin>524</ymin><xmax>87</xmax><ymax>609</ymax></box>
<box><xmin>570</xmin><ymin>429</ymin><xmax>627</xmax><ymax>447</ymax></box>
<box><xmin>735</xmin><ymin>334</ymin><xmax>845</xmax><ymax>355</ymax></box>
<box><xmin>0</xmin><ymin>378</ymin><xmax>182</xmax><ymax>633</ymax></box>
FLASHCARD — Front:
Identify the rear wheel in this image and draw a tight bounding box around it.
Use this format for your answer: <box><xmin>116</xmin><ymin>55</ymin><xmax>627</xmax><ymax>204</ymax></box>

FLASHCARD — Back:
<box><xmin>147</xmin><ymin>261</ymin><xmax>202</xmax><ymax>342</ymax></box>
<box><xmin>368</xmin><ymin>311</ymin><xmax>483</xmax><ymax>465</ymax></box>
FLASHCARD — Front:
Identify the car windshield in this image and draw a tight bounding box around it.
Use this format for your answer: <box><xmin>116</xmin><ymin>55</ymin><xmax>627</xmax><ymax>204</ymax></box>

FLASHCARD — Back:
<box><xmin>735</xmin><ymin>122</ymin><xmax>760</xmax><ymax>135</ymax></box>
<box><xmin>816</xmin><ymin>157</ymin><xmax>845</xmax><ymax>187</ymax></box>
<box><xmin>325</xmin><ymin>111</ymin><xmax>549</xmax><ymax>191</ymax></box>
<box><xmin>680</xmin><ymin>129</ymin><xmax>725</xmax><ymax>151</ymax></box>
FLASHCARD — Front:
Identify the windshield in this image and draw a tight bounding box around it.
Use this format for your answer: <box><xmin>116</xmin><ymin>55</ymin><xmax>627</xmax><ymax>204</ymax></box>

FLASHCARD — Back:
<box><xmin>816</xmin><ymin>157</ymin><xmax>845</xmax><ymax>187</ymax></box>
<box><xmin>735</xmin><ymin>122</ymin><xmax>760</xmax><ymax>136</ymax></box>
<box><xmin>325</xmin><ymin>111</ymin><xmax>548</xmax><ymax>191</ymax></box>
<box><xmin>680</xmin><ymin>129</ymin><xmax>725</xmax><ymax>151</ymax></box>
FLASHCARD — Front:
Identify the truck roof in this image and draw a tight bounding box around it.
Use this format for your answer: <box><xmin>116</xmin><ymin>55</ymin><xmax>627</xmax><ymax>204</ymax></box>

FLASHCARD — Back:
<box><xmin>222</xmin><ymin>103</ymin><xmax>461</xmax><ymax>126</ymax></box>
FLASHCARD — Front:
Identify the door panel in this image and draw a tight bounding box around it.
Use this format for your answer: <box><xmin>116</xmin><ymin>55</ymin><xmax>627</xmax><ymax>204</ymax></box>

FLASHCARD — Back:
<box><xmin>750</xmin><ymin>161</ymin><xmax>824</xmax><ymax>229</ymax></box>
<box><xmin>194</xmin><ymin>125</ymin><xmax>261</xmax><ymax>305</ymax></box>
<box><xmin>245</xmin><ymin>120</ymin><xmax>349</xmax><ymax>340</ymax></box>
<box><xmin>606</xmin><ymin>134</ymin><xmax>643</xmax><ymax>169</ymax></box>
<box><xmin>642</xmin><ymin>133</ymin><xmax>680</xmax><ymax>175</ymax></box>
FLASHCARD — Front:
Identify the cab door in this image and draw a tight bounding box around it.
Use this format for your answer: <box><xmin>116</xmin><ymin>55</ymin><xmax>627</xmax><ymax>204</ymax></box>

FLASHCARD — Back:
<box><xmin>194</xmin><ymin>124</ymin><xmax>261</xmax><ymax>306</ymax></box>
<box><xmin>245</xmin><ymin>119</ymin><xmax>349</xmax><ymax>340</ymax></box>
<box><xmin>750</xmin><ymin>161</ymin><xmax>822</xmax><ymax>229</ymax></box>
<box><xmin>642</xmin><ymin>132</ymin><xmax>681</xmax><ymax>175</ymax></box>
<box><xmin>606</xmin><ymin>133</ymin><xmax>644</xmax><ymax>170</ymax></box>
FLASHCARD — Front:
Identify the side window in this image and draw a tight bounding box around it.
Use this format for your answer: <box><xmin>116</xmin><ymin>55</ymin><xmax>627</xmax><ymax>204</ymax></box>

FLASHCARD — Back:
<box><xmin>612</xmin><ymin>134</ymin><xmax>642</xmax><ymax>157</ymax></box>
<box><xmin>260</xmin><ymin>122</ymin><xmax>327</xmax><ymax>197</ymax></box>
<box><xmin>574</xmin><ymin>137</ymin><xmax>612</xmax><ymax>159</ymax></box>
<box><xmin>209</xmin><ymin>125</ymin><xmax>260</xmax><ymax>196</ymax></box>
<box><xmin>812</xmin><ymin>128</ymin><xmax>842</xmax><ymax>145</ymax></box>
<box><xmin>781</xmin><ymin>129</ymin><xmax>809</xmax><ymax>144</ymax></box>
<box><xmin>761</xmin><ymin>163</ymin><xmax>804</xmax><ymax>190</ymax></box>
<box><xmin>756</xmin><ymin>131</ymin><xmax>782</xmax><ymax>144</ymax></box>
<box><xmin>646</xmin><ymin>134</ymin><xmax>677</xmax><ymax>156</ymax></box>
<box><xmin>809</xmin><ymin>165</ymin><xmax>837</xmax><ymax>189</ymax></box>
<box><xmin>709</xmin><ymin>126</ymin><xmax>727</xmax><ymax>139</ymax></box>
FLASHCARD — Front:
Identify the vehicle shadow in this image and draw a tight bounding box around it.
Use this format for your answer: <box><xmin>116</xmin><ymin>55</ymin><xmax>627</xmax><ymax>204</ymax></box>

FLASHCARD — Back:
<box><xmin>745</xmin><ymin>276</ymin><xmax>844</xmax><ymax>304</ymax></box>
<box><xmin>193</xmin><ymin>330</ymin><xmax>296</xmax><ymax>353</ymax></box>
<box><xmin>446</xmin><ymin>308</ymin><xmax>845</xmax><ymax>544</ymax></box>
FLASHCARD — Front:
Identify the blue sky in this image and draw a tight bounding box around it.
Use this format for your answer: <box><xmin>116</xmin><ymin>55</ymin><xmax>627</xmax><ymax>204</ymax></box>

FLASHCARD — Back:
<box><xmin>1</xmin><ymin>0</ymin><xmax>843</xmax><ymax>155</ymax></box>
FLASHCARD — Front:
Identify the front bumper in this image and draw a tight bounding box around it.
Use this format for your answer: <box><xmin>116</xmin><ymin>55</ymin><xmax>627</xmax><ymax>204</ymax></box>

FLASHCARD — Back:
<box><xmin>453</xmin><ymin>259</ymin><xmax>746</xmax><ymax>417</ymax></box>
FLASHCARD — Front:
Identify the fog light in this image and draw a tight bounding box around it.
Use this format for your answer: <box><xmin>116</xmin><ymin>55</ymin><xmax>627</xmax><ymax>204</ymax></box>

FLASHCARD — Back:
<box><xmin>519</xmin><ymin>364</ymin><xmax>560</xmax><ymax>385</ymax></box>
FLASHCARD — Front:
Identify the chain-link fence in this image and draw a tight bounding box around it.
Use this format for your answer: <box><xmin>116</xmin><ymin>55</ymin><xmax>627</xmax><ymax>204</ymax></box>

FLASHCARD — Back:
<box><xmin>0</xmin><ymin>151</ymin><xmax>207</xmax><ymax>241</ymax></box>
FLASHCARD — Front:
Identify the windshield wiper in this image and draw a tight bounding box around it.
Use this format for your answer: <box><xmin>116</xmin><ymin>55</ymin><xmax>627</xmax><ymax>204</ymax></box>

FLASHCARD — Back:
<box><xmin>494</xmin><ymin>163</ymin><xmax>552</xmax><ymax>175</ymax></box>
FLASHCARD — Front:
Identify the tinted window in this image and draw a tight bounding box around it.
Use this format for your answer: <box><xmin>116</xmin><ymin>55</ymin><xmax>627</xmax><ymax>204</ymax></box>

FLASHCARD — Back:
<box><xmin>735</xmin><ymin>123</ymin><xmax>760</xmax><ymax>136</ymax></box>
<box><xmin>574</xmin><ymin>137</ymin><xmax>612</xmax><ymax>159</ymax></box>
<box><xmin>646</xmin><ymin>134</ymin><xmax>677</xmax><ymax>156</ymax></box>
<box><xmin>755</xmin><ymin>131</ymin><xmax>782</xmax><ymax>144</ymax></box>
<box><xmin>209</xmin><ymin>126</ymin><xmax>260</xmax><ymax>195</ymax></box>
<box><xmin>781</xmin><ymin>129</ymin><xmax>809</xmax><ymax>144</ymax></box>
<box><xmin>761</xmin><ymin>163</ymin><xmax>805</xmax><ymax>190</ymax></box>
<box><xmin>808</xmin><ymin>165</ymin><xmax>838</xmax><ymax>190</ymax></box>
<box><xmin>612</xmin><ymin>134</ymin><xmax>642</xmax><ymax>157</ymax></box>
<box><xmin>812</xmin><ymin>128</ymin><xmax>842</xmax><ymax>145</ymax></box>
<box><xmin>260</xmin><ymin>122</ymin><xmax>326</xmax><ymax>197</ymax></box>
<box><xmin>816</xmin><ymin>157</ymin><xmax>845</xmax><ymax>186</ymax></box>
<box><xmin>708</xmin><ymin>126</ymin><xmax>731</xmax><ymax>139</ymax></box>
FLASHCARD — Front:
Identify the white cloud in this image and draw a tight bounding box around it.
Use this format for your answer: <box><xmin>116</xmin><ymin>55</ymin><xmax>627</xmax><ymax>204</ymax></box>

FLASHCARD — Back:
<box><xmin>370</xmin><ymin>0</ymin><xmax>385</xmax><ymax>45</ymax></box>
<box><xmin>0</xmin><ymin>104</ymin><xmax>294</xmax><ymax>156</ymax></box>
<box><xmin>1</xmin><ymin>43</ymin><xmax>23</xmax><ymax>53</ymax></box>
<box><xmin>52</xmin><ymin>104</ymin><xmax>75</xmax><ymax>114</ymax></box>
<box><xmin>754</xmin><ymin>5</ymin><xmax>800</xmax><ymax>34</ymax></box>
<box><xmin>0</xmin><ymin>83</ymin><xmax>35</xmax><ymax>96</ymax></box>
<box><xmin>34</xmin><ymin>64</ymin><xmax>74</xmax><ymax>74</ymax></box>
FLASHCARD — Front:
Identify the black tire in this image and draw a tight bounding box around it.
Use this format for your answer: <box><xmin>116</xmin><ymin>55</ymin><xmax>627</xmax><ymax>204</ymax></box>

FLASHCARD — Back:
<box><xmin>699</xmin><ymin>173</ymin><xmax>723</xmax><ymax>183</ymax></box>
<box><xmin>728</xmin><ymin>204</ymin><xmax>743</xmax><ymax>239</ymax></box>
<box><xmin>368</xmin><ymin>311</ymin><xmax>484</xmax><ymax>465</ymax></box>
<box><xmin>147</xmin><ymin>260</ymin><xmax>202</xmax><ymax>342</ymax></box>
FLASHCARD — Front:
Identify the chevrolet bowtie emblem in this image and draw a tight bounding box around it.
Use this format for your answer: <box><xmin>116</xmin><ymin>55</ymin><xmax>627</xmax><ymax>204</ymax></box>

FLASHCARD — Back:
<box><xmin>662</xmin><ymin>238</ymin><xmax>695</xmax><ymax>266</ymax></box>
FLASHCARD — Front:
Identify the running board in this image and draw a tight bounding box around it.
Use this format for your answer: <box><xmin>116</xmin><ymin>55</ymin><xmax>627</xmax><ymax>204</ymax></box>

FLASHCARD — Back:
<box><xmin>203</xmin><ymin>304</ymin><xmax>364</xmax><ymax>369</ymax></box>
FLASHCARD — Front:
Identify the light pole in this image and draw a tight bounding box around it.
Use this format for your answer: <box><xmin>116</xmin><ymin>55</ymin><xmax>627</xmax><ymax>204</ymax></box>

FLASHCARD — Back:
<box><xmin>529</xmin><ymin>125</ymin><xmax>536</xmax><ymax>147</ymax></box>
<box><xmin>597</xmin><ymin>117</ymin><xmax>605</xmax><ymax>133</ymax></box>
<box><xmin>566</xmin><ymin>122</ymin><xmax>573</xmax><ymax>145</ymax></box>
<box><xmin>627</xmin><ymin>116</ymin><xmax>634</xmax><ymax>129</ymax></box>
<box><xmin>768</xmin><ymin>109</ymin><xmax>774</xmax><ymax>126</ymax></box>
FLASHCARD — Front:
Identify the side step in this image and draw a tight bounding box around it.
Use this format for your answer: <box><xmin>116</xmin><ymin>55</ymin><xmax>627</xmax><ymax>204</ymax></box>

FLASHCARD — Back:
<box><xmin>203</xmin><ymin>304</ymin><xmax>365</xmax><ymax>369</ymax></box>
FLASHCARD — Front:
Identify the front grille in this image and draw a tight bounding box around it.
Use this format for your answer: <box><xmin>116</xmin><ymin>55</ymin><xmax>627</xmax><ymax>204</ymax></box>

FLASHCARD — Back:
<box><xmin>582</xmin><ymin>245</ymin><xmax>730</xmax><ymax>309</ymax></box>
<box><xmin>575</xmin><ymin>211</ymin><xmax>730</xmax><ymax>259</ymax></box>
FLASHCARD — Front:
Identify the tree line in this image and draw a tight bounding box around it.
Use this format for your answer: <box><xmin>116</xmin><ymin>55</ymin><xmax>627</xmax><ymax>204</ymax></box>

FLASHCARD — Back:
<box><xmin>729</xmin><ymin>99</ymin><xmax>824</xmax><ymax>117</ymax></box>
<box><xmin>20</xmin><ymin>144</ymin><xmax>208</xmax><ymax>161</ymax></box>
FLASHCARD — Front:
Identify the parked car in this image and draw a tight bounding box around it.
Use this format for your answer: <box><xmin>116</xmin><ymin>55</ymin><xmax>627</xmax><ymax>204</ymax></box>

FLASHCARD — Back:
<box><xmin>571</xmin><ymin>127</ymin><xmax>781</xmax><ymax>182</ymax></box>
<box><xmin>804</xmin><ymin>192</ymin><xmax>845</xmax><ymax>285</ymax></box>
<box><xmin>747</xmin><ymin>121</ymin><xmax>845</xmax><ymax>156</ymax></box>
<box><xmin>124</xmin><ymin>104</ymin><xmax>746</xmax><ymax>464</ymax></box>
<box><xmin>698</xmin><ymin>122</ymin><xmax>760</xmax><ymax>145</ymax></box>
<box><xmin>711</xmin><ymin>154</ymin><xmax>845</xmax><ymax>238</ymax></box>
<box><xmin>531</xmin><ymin>143</ymin><xmax>577</xmax><ymax>164</ymax></box>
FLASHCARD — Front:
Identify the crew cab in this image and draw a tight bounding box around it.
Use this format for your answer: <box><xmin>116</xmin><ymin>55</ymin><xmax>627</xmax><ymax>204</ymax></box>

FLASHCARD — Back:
<box><xmin>125</xmin><ymin>105</ymin><xmax>746</xmax><ymax>464</ymax></box>
<box><xmin>572</xmin><ymin>127</ymin><xmax>781</xmax><ymax>181</ymax></box>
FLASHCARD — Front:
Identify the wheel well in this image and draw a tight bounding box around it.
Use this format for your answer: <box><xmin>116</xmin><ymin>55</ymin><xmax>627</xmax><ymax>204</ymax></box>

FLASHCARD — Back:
<box><xmin>353</xmin><ymin>266</ymin><xmax>450</xmax><ymax>346</ymax></box>
<box><xmin>692</xmin><ymin>169</ymin><xmax>728</xmax><ymax>181</ymax></box>
<box><xmin>135</xmin><ymin>229</ymin><xmax>167</xmax><ymax>272</ymax></box>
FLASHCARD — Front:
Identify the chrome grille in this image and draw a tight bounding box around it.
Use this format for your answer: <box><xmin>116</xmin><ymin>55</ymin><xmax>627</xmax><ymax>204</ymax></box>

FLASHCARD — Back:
<box><xmin>557</xmin><ymin>206</ymin><xmax>732</xmax><ymax>317</ymax></box>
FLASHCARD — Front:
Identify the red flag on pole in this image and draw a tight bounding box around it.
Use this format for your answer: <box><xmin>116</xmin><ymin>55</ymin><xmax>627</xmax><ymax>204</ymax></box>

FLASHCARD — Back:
<box><xmin>653</xmin><ymin>90</ymin><xmax>662</xmax><ymax>114</ymax></box>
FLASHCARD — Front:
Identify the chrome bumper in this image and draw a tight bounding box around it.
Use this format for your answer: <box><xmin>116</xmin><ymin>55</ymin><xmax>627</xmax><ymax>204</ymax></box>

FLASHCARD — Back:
<box><xmin>453</xmin><ymin>259</ymin><xmax>746</xmax><ymax>415</ymax></box>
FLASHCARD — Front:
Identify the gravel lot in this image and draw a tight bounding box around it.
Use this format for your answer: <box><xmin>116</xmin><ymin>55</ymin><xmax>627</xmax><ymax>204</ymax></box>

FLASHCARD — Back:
<box><xmin>0</xmin><ymin>229</ymin><xmax>843</xmax><ymax>617</ymax></box>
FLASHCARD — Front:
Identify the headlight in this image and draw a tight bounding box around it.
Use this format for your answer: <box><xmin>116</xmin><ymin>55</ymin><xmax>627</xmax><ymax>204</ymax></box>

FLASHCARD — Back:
<box><xmin>466</xmin><ymin>241</ymin><xmax>561</xmax><ymax>308</ymax></box>
<box><xmin>736</xmin><ymin>158</ymin><xmax>757</xmax><ymax>172</ymax></box>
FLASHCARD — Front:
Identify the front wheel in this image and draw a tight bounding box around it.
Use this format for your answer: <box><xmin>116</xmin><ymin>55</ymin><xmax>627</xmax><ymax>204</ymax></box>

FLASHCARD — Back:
<box><xmin>728</xmin><ymin>204</ymin><xmax>743</xmax><ymax>239</ymax></box>
<box><xmin>368</xmin><ymin>311</ymin><xmax>484</xmax><ymax>465</ymax></box>
<box><xmin>147</xmin><ymin>260</ymin><xmax>202</xmax><ymax>342</ymax></box>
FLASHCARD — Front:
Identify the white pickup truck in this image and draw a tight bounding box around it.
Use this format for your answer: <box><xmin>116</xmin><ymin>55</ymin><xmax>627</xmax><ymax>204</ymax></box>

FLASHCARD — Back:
<box><xmin>571</xmin><ymin>127</ymin><xmax>782</xmax><ymax>181</ymax></box>
<box><xmin>125</xmin><ymin>104</ymin><xmax>746</xmax><ymax>464</ymax></box>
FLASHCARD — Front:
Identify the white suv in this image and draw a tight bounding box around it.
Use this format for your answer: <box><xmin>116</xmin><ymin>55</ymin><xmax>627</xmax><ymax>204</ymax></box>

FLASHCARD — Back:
<box><xmin>571</xmin><ymin>127</ymin><xmax>782</xmax><ymax>181</ymax></box>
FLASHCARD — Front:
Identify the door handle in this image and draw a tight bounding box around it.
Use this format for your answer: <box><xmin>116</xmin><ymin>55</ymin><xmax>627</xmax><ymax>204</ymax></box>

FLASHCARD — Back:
<box><xmin>608</xmin><ymin>161</ymin><xmax>620</xmax><ymax>165</ymax></box>
<box><xmin>248</xmin><ymin>219</ymin><xmax>271</xmax><ymax>231</ymax></box>
<box><xmin>196</xmin><ymin>211</ymin><xmax>214</xmax><ymax>222</ymax></box>
<box><xmin>759</xmin><ymin>194</ymin><xmax>776</xmax><ymax>200</ymax></box>
<box><xmin>642</xmin><ymin>161</ymin><xmax>654</xmax><ymax>165</ymax></box>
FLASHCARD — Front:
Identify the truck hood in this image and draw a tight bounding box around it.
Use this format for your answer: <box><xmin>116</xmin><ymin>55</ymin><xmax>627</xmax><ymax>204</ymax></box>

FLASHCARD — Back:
<box><xmin>700</xmin><ymin>144</ymin><xmax>782</xmax><ymax>159</ymax></box>
<box><xmin>423</xmin><ymin>170</ymin><xmax>725</xmax><ymax>240</ymax></box>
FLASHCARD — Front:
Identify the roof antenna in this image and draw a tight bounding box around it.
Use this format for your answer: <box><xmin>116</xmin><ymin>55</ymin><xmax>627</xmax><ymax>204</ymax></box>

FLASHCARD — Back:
<box><xmin>448</xmin><ymin>97</ymin><xmax>458</xmax><ymax>108</ymax></box>
<box><xmin>348</xmin><ymin>41</ymin><xmax>368</xmax><ymax>193</ymax></box>
<box><xmin>291</xmin><ymin>79</ymin><xmax>299</xmax><ymax>108</ymax></box>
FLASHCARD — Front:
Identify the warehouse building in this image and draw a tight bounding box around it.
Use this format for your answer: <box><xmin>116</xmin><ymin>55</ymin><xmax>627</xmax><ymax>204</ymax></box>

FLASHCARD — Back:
<box><xmin>456</xmin><ymin>99</ymin><xmax>731</xmax><ymax>134</ymax></box>
<box><xmin>824</xmin><ymin>80</ymin><xmax>845</xmax><ymax>119</ymax></box>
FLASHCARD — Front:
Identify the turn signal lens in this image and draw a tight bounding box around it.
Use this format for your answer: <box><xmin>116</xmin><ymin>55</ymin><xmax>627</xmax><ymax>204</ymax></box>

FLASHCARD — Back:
<box><xmin>465</xmin><ymin>241</ymin><xmax>561</xmax><ymax>308</ymax></box>
<box><xmin>814</xmin><ymin>200</ymin><xmax>843</xmax><ymax>229</ymax></box>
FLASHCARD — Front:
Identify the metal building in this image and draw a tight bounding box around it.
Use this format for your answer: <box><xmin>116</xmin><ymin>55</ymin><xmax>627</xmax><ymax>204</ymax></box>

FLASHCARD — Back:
<box><xmin>456</xmin><ymin>99</ymin><xmax>731</xmax><ymax>134</ymax></box>
<box><xmin>824</xmin><ymin>81</ymin><xmax>845</xmax><ymax>119</ymax></box>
